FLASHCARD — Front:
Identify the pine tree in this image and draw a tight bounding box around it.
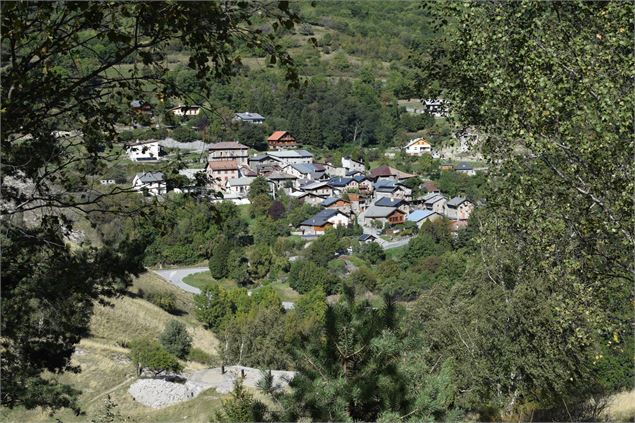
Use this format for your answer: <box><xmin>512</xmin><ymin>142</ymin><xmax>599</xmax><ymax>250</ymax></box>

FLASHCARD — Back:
<box><xmin>159</xmin><ymin>320</ymin><xmax>192</xmax><ymax>359</ymax></box>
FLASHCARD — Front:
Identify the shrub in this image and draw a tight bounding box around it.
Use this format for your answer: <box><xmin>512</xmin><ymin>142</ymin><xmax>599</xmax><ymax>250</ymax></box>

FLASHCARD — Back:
<box><xmin>128</xmin><ymin>339</ymin><xmax>183</xmax><ymax>376</ymax></box>
<box><xmin>146</xmin><ymin>291</ymin><xmax>177</xmax><ymax>314</ymax></box>
<box><xmin>187</xmin><ymin>348</ymin><xmax>217</xmax><ymax>366</ymax></box>
<box><xmin>159</xmin><ymin>320</ymin><xmax>192</xmax><ymax>359</ymax></box>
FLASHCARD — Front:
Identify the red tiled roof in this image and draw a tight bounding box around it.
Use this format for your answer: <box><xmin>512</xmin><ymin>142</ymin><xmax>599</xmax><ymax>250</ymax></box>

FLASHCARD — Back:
<box><xmin>268</xmin><ymin>131</ymin><xmax>289</xmax><ymax>141</ymax></box>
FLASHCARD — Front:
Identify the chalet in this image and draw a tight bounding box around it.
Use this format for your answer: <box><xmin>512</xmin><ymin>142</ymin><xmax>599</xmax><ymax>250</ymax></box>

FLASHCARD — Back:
<box><xmin>293</xmin><ymin>191</ymin><xmax>326</xmax><ymax>206</ymax></box>
<box><xmin>267</xmin><ymin>131</ymin><xmax>298</xmax><ymax>149</ymax></box>
<box><xmin>359</xmin><ymin>233</ymin><xmax>379</xmax><ymax>243</ymax></box>
<box><xmin>208</xmin><ymin>141</ymin><xmax>249</xmax><ymax>165</ymax></box>
<box><xmin>439</xmin><ymin>162</ymin><xmax>454</xmax><ymax>172</ymax></box>
<box><xmin>126</xmin><ymin>140</ymin><xmax>161</xmax><ymax>162</ymax></box>
<box><xmin>348</xmin><ymin>193</ymin><xmax>369</xmax><ymax>213</ymax></box>
<box><xmin>423</xmin><ymin>193</ymin><xmax>447</xmax><ymax>214</ymax></box>
<box><xmin>407</xmin><ymin>210</ymin><xmax>441</xmax><ymax>227</ymax></box>
<box><xmin>233</xmin><ymin>112</ymin><xmax>265</xmax><ymax>124</ymax></box>
<box><xmin>207</xmin><ymin>160</ymin><xmax>239</xmax><ymax>187</ymax></box>
<box><xmin>133</xmin><ymin>172</ymin><xmax>166</xmax><ymax>196</ymax></box>
<box><xmin>368</xmin><ymin>165</ymin><xmax>416</xmax><ymax>181</ymax></box>
<box><xmin>454</xmin><ymin>162</ymin><xmax>476</xmax><ymax>176</ymax></box>
<box><xmin>130</xmin><ymin>100</ymin><xmax>153</xmax><ymax>115</ymax></box>
<box><xmin>341</xmin><ymin>156</ymin><xmax>366</xmax><ymax>172</ymax></box>
<box><xmin>404</xmin><ymin>138</ymin><xmax>432</xmax><ymax>156</ymax></box>
<box><xmin>300</xmin><ymin>209</ymin><xmax>351</xmax><ymax>236</ymax></box>
<box><xmin>169</xmin><ymin>105</ymin><xmax>201</xmax><ymax>117</ymax></box>
<box><xmin>321</xmin><ymin>197</ymin><xmax>351</xmax><ymax>213</ymax></box>
<box><xmin>353</xmin><ymin>175</ymin><xmax>373</xmax><ymax>193</ymax></box>
<box><xmin>374</xmin><ymin>180</ymin><xmax>412</xmax><ymax>201</ymax></box>
<box><xmin>300</xmin><ymin>181</ymin><xmax>334</xmax><ymax>197</ymax></box>
<box><xmin>327</xmin><ymin>177</ymin><xmax>358</xmax><ymax>193</ymax></box>
<box><xmin>226</xmin><ymin>176</ymin><xmax>256</xmax><ymax>197</ymax></box>
<box><xmin>267</xmin><ymin>149</ymin><xmax>313</xmax><ymax>165</ymax></box>
<box><xmin>323</xmin><ymin>163</ymin><xmax>347</xmax><ymax>177</ymax></box>
<box><xmin>374</xmin><ymin>197</ymin><xmax>409</xmax><ymax>213</ymax></box>
<box><xmin>445</xmin><ymin>197</ymin><xmax>474</xmax><ymax>221</ymax></box>
<box><xmin>363</xmin><ymin>205</ymin><xmax>406</xmax><ymax>226</ymax></box>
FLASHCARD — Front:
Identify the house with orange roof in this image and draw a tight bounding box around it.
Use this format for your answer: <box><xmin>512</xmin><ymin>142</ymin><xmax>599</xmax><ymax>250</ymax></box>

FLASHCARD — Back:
<box><xmin>404</xmin><ymin>137</ymin><xmax>432</xmax><ymax>156</ymax></box>
<box><xmin>267</xmin><ymin>131</ymin><xmax>298</xmax><ymax>149</ymax></box>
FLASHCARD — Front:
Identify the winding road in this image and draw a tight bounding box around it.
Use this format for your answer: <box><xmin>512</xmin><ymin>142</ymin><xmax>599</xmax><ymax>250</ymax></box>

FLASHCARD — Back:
<box><xmin>152</xmin><ymin>267</ymin><xmax>208</xmax><ymax>294</ymax></box>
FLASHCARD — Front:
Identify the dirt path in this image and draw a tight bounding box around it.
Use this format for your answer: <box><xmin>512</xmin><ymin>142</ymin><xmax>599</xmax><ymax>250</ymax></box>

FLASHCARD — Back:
<box><xmin>87</xmin><ymin>376</ymin><xmax>136</xmax><ymax>405</ymax></box>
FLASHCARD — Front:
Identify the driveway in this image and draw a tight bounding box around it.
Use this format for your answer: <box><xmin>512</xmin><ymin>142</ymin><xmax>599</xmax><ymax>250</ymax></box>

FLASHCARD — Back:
<box><xmin>152</xmin><ymin>267</ymin><xmax>208</xmax><ymax>294</ymax></box>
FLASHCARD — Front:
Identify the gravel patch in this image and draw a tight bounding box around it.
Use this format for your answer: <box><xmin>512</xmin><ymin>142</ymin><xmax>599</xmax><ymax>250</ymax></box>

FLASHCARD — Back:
<box><xmin>128</xmin><ymin>379</ymin><xmax>209</xmax><ymax>409</ymax></box>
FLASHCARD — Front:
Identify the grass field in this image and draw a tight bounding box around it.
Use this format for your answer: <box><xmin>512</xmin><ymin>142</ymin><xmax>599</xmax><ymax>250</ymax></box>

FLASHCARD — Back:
<box><xmin>0</xmin><ymin>272</ymin><xmax>222</xmax><ymax>423</ymax></box>
<box><xmin>182</xmin><ymin>271</ymin><xmax>238</xmax><ymax>290</ymax></box>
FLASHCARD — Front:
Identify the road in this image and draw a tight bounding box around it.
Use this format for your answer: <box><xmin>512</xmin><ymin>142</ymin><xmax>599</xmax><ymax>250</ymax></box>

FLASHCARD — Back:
<box><xmin>152</xmin><ymin>267</ymin><xmax>208</xmax><ymax>294</ymax></box>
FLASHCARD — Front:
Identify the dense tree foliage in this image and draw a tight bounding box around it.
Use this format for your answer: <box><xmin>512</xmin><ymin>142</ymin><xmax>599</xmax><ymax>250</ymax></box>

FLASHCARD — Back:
<box><xmin>128</xmin><ymin>339</ymin><xmax>183</xmax><ymax>377</ymax></box>
<box><xmin>159</xmin><ymin>320</ymin><xmax>192</xmax><ymax>360</ymax></box>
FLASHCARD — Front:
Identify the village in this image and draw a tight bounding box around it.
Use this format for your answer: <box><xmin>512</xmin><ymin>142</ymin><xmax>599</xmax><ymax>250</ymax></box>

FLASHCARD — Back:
<box><xmin>123</xmin><ymin>105</ymin><xmax>477</xmax><ymax>247</ymax></box>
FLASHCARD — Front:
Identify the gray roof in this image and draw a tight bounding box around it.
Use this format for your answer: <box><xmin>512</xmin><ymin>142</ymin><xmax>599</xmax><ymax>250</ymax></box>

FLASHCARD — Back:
<box><xmin>359</xmin><ymin>233</ymin><xmax>377</xmax><ymax>241</ymax></box>
<box><xmin>289</xmin><ymin>163</ymin><xmax>317</xmax><ymax>174</ymax></box>
<box><xmin>446</xmin><ymin>197</ymin><xmax>470</xmax><ymax>207</ymax></box>
<box><xmin>268</xmin><ymin>149</ymin><xmax>313</xmax><ymax>159</ymax></box>
<box><xmin>135</xmin><ymin>172</ymin><xmax>164</xmax><ymax>183</ymax></box>
<box><xmin>365</xmin><ymin>205</ymin><xmax>400</xmax><ymax>218</ymax></box>
<box><xmin>234</xmin><ymin>112</ymin><xmax>265</xmax><ymax>121</ymax></box>
<box><xmin>302</xmin><ymin>181</ymin><xmax>329</xmax><ymax>190</ymax></box>
<box><xmin>454</xmin><ymin>162</ymin><xmax>473</xmax><ymax>171</ymax></box>
<box><xmin>301</xmin><ymin>209</ymin><xmax>342</xmax><ymax>227</ymax></box>
<box><xmin>227</xmin><ymin>177</ymin><xmax>256</xmax><ymax>187</ymax></box>
<box><xmin>424</xmin><ymin>194</ymin><xmax>446</xmax><ymax>205</ymax></box>
<box><xmin>375</xmin><ymin>197</ymin><xmax>404</xmax><ymax>208</ymax></box>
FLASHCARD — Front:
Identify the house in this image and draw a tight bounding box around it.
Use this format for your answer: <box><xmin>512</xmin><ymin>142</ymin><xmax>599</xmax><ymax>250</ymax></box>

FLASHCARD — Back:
<box><xmin>454</xmin><ymin>162</ymin><xmax>476</xmax><ymax>176</ymax></box>
<box><xmin>266</xmin><ymin>171</ymin><xmax>297</xmax><ymax>192</ymax></box>
<box><xmin>169</xmin><ymin>105</ymin><xmax>201</xmax><ymax>117</ymax></box>
<box><xmin>283</xmin><ymin>163</ymin><xmax>324</xmax><ymax>181</ymax></box>
<box><xmin>407</xmin><ymin>210</ymin><xmax>441</xmax><ymax>227</ymax></box>
<box><xmin>126</xmin><ymin>140</ymin><xmax>161</xmax><ymax>162</ymax></box>
<box><xmin>439</xmin><ymin>162</ymin><xmax>454</xmax><ymax>172</ymax></box>
<box><xmin>208</xmin><ymin>141</ymin><xmax>249</xmax><ymax>165</ymax></box>
<box><xmin>233</xmin><ymin>112</ymin><xmax>265</xmax><ymax>124</ymax></box>
<box><xmin>300</xmin><ymin>181</ymin><xmax>333</xmax><ymax>197</ymax></box>
<box><xmin>363</xmin><ymin>205</ymin><xmax>406</xmax><ymax>226</ymax></box>
<box><xmin>293</xmin><ymin>191</ymin><xmax>326</xmax><ymax>207</ymax></box>
<box><xmin>323</xmin><ymin>163</ymin><xmax>347</xmax><ymax>177</ymax></box>
<box><xmin>368</xmin><ymin>165</ymin><xmax>416</xmax><ymax>181</ymax></box>
<box><xmin>342</xmin><ymin>156</ymin><xmax>366</xmax><ymax>172</ymax></box>
<box><xmin>327</xmin><ymin>177</ymin><xmax>358</xmax><ymax>193</ymax></box>
<box><xmin>359</xmin><ymin>233</ymin><xmax>379</xmax><ymax>243</ymax></box>
<box><xmin>130</xmin><ymin>100</ymin><xmax>153</xmax><ymax>115</ymax></box>
<box><xmin>348</xmin><ymin>193</ymin><xmax>370</xmax><ymax>213</ymax></box>
<box><xmin>267</xmin><ymin>149</ymin><xmax>313</xmax><ymax>165</ymax></box>
<box><xmin>267</xmin><ymin>131</ymin><xmax>298</xmax><ymax>149</ymax></box>
<box><xmin>321</xmin><ymin>197</ymin><xmax>351</xmax><ymax>213</ymax></box>
<box><xmin>207</xmin><ymin>160</ymin><xmax>239</xmax><ymax>187</ymax></box>
<box><xmin>374</xmin><ymin>197</ymin><xmax>409</xmax><ymax>213</ymax></box>
<box><xmin>404</xmin><ymin>138</ymin><xmax>432</xmax><ymax>156</ymax></box>
<box><xmin>227</xmin><ymin>176</ymin><xmax>256</xmax><ymax>197</ymax></box>
<box><xmin>133</xmin><ymin>172</ymin><xmax>166</xmax><ymax>196</ymax></box>
<box><xmin>353</xmin><ymin>175</ymin><xmax>373</xmax><ymax>193</ymax></box>
<box><xmin>374</xmin><ymin>179</ymin><xmax>412</xmax><ymax>201</ymax></box>
<box><xmin>422</xmin><ymin>181</ymin><xmax>440</xmax><ymax>194</ymax></box>
<box><xmin>424</xmin><ymin>193</ymin><xmax>447</xmax><ymax>215</ymax></box>
<box><xmin>445</xmin><ymin>197</ymin><xmax>474</xmax><ymax>220</ymax></box>
<box><xmin>299</xmin><ymin>209</ymin><xmax>351</xmax><ymax>236</ymax></box>
<box><xmin>423</xmin><ymin>99</ymin><xmax>448</xmax><ymax>117</ymax></box>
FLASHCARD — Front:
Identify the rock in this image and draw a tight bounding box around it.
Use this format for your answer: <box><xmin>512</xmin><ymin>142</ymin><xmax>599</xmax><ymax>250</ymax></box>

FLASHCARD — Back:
<box><xmin>128</xmin><ymin>379</ymin><xmax>207</xmax><ymax>409</ymax></box>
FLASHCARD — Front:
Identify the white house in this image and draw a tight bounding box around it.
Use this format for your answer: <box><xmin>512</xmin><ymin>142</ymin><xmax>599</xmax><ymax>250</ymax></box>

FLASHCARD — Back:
<box><xmin>454</xmin><ymin>162</ymin><xmax>476</xmax><ymax>176</ymax></box>
<box><xmin>233</xmin><ymin>112</ymin><xmax>265</xmax><ymax>124</ymax></box>
<box><xmin>133</xmin><ymin>172</ymin><xmax>166</xmax><ymax>196</ymax></box>
<box><xmin>169</xmin><ymin>105</ymin><xmax>201</xmax><ymax>117</ymax></box>
<box><xmin>126</xmin><ymin>140</ymin><xmax>161</xmax><ymax>162</ymax></box>
<box><xmin>341</xmin><ymin>156</ymin><xmax>366</xmax><ymax>173</ymax></box>
<box><xmin>226</xmin><ymin>176</ymin><xmax>256</xmax><ymax>197</ymax></box>
<box><xmin>299</xmin><ymin>209</ymin><xmax>351</xmax><ymax>236</ymax></box>
<box><xmin>404</xmin><ymin>138</ymin><xmax>432</xmax><ymax>156</ymax></box>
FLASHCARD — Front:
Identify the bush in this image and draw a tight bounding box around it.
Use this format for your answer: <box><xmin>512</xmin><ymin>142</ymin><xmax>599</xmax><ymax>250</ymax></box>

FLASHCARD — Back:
<box><xmin>128</xmin><ymin>339</ymin><xmax>183</xmax><ymax>376</ymax></box>
<box><xmin>159</xmin><ymin>320</ymin><xmax>192</xmax><ymax>359</ymax></box>
<box><xmin>146</xmin><ymin>291</ymin><xmax>177</xmax><ymax>314</ymax></box>
<box><xmin>187</xmin><ymin>348</ymin><xmax>218</xmax><ymax>366</ymax></box>
<box><xmin>171</xmin><ymin>125</ymin><xmax>199</xmax><ymax>142</ymax></box>
<box><xmin>356</xmin><ymin>241</ymin><xmax>385</xmax><ymax>264</ymax></box>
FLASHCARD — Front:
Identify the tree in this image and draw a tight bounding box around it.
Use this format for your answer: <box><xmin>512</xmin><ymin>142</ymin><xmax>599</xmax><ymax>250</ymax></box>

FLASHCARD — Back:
<box><xmin>1</xmin><ymin>1</ymin><xmax>298</xmax><ymax>410</ymax></box>
<box><xmin>171</xmin><ymin>126</ymin><xmax>199</xmax><ymax>142</ymax></box>
<box><xmin>212</xmin><ymin>378</ymin><xmax>266</xmax><ymax>422</ymax></box>
<box><xmin>414</xmin><ymin>1</ymin><xmax>633</xmax><ymax>415</ymax></box>
<box><xmin>247</xmin><ymin>244</ymin><xmax>273</xmax><ymax>281</ymax></box>
<box><xmin>288</xmin><ymin>260</ymin><xmax>340</xmax><ymax>295</ymax></box>
<box><xmin>194</xmin><ymin>286</ymin><xmax>234</xmax><ymax>330</ymax></box>
<box><xmin>248</xmin><ymin>177</ymin><xmax>272</xmax><ymax>201</ymax></box>
<box><xmin>159</xmin><ymin>320</ymin><xmax>192</xmax><ymax>360</ymax></box>
<box><xmin>356</xmin><ymin>241</ymin><xmax>385</xmax><ymax>264</ymax></box>
<box><xmin>128</xmin><ymin>339</ymin><xmax>183</xmax><ymax>377</ymax></box>
<box><xmin>208</xmin><ymin>236</ymin><xmax>232</xmax><ymax>279</ymax></box>
<box><xmin>282</xmin><ymin>294</ymin><xmax>408</xmax><ymax>421</ymax></box>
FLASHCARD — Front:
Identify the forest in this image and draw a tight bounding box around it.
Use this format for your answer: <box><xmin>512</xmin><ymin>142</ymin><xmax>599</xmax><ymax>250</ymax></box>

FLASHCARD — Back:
<box><xmin>1</xmin><ymin>1</ymin><xmax>633</xmax><ymax>422</ymax></box>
